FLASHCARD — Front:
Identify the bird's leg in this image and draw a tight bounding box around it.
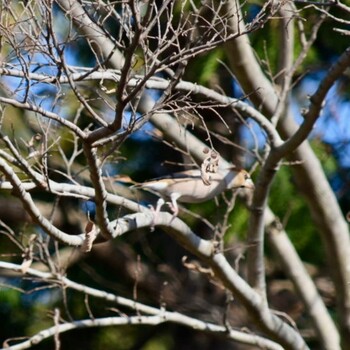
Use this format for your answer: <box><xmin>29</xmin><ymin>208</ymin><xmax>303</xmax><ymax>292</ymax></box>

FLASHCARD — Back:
<box><xmin>167</xmin><ymin>193</ymin><xmax>180</xmax><ymax>223</ymax></box>
<box><xmin>148</xmin><ymin>198</ymin><xmax>165</xmax><ymax>230</ymax></box>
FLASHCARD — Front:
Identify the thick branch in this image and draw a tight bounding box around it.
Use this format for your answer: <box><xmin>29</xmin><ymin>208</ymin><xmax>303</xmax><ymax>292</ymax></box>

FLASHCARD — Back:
<box><xmin>82</xmin><ymin>143</ymin><xmax>114</xmax><ymax>239</ymax></box>
<box><xmin>265</xmin><ymin>208</ymin><xmax>340</xmax><ymax>348</ymax></box>
<box><xmin>224</xmin><ymin>1</ymin><xmax>346</xmax><ymax>347</ymax></box>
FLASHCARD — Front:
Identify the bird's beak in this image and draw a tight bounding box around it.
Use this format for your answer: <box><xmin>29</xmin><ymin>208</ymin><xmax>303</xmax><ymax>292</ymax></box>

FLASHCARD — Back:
<box><xmin>244</xmin><ymin>179</ymin><xmax>255</xmax><ymax>190</ymax></box>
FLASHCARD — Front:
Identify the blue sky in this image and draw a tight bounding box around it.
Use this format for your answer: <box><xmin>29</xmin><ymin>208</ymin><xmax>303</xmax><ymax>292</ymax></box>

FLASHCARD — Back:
<box><xmin>240</xmin><ymin>73</ymin><xmax>350</xmax><ymax>168</ymax></box>
<box><xmin>2</xmin><ymin>39</ymin><xmax>349</xmax><ymax>169</ymax></box>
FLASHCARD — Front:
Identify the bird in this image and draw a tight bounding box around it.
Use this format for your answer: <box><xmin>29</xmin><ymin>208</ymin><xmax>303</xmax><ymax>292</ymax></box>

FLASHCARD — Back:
<box><xmin>134</xmin><ymin>167</ymin><xmax>254</xmax><ymax>221</ymax></box>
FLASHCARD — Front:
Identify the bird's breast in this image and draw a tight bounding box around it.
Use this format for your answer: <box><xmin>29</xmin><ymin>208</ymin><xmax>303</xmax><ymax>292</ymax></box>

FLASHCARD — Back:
<box><xmin>170</xmin><ymin>179</ymin><xmax>225</xmax><ymax>203</ymax></box>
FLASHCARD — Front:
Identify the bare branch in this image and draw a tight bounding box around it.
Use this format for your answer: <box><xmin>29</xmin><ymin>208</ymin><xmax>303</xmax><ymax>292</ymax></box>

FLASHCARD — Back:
<box><xmin>0</xmin><ymin>157</ymin><xmax>83</xmax><ymax>246</ymax></box>
<box><xmin>277</xmin><ymin>47</ymin><xmax>350</xmax><ymax>157</ymax></box>
<box><xmin>265</xmin><ymin>208</ymin><xmax>340</xmax><ymax>348</ymax></box>
<box><xmin>1</xmin><ymin>1</ymin><xmax>348</xmax><ymax>348</ymax></box>
<box><xmin>0</xmin><ymin>261</ymin><xmax>284</xmax><ymax>350</ymax></box>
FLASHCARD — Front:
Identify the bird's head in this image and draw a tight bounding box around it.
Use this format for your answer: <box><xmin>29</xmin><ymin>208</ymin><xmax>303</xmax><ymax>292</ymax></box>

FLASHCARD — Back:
<box><xmin>225</xmin><ymin>167</ymin><xmax>255</xmax><ymax>190</ymax></box>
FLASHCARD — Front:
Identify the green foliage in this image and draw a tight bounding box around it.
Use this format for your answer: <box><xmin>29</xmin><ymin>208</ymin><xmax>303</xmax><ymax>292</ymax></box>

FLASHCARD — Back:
<box><xmin>0</xmin><ymin>287</ymin><xmax>36</xmax><ymax>344</ymax></box>
<box><xmin>93</xmin><ymin>326</ymin><xmax>140</xmax><ymax>349</ymax></box>
<box><xmin>249</xmin><ymin>17</ymin><xmax>281</xmax><ymax>76</ymax></box>
<box><xmin>225</xmin><ymin>202</ymin><xmax>250</xmax><ymax>241</ymax></box>
<box><xmin>311</xmin><ymin>138</ymin><xmax>338</xmax><ymax>175</ymax></box>
<box><xmin>185</xmin><ymin>49</ymin><xmax>224</xmax><ymax>86</ymax></box>
<box><xmin>91</xmin><ymin>325</ymin><xmax>174</xmax><ymax>350</ymax></box>
<box><xmin>247</xmin><ymin>5</ymin><xmax>349</xmax><ymax>78</ymax></box>
<box><xmin>142</xmin><ymin>332</ymin><xmax>174</xmax><ymax>350</ymax></box>
<box><xmin>269</xmin><ymin>164</ymin><xmax>325</xmax><ymax>265</ymax></box>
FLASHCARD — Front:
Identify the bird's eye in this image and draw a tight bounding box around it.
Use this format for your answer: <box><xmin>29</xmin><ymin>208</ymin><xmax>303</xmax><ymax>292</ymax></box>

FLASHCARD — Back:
<box><xmin>244</xmin><ymin>173</ymin><xmax>250</xmax><ymax>180</ymax></box>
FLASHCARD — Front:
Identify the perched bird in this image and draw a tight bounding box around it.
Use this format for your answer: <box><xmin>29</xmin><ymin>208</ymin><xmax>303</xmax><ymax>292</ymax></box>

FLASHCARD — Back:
<box><xmin>135</xmin><ymin>168</ymin><xmax>254</xmax><ymax>220</ymax></box>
